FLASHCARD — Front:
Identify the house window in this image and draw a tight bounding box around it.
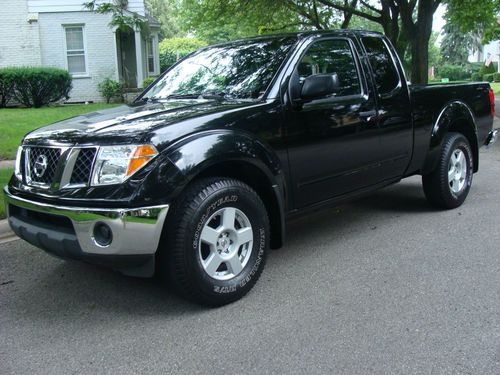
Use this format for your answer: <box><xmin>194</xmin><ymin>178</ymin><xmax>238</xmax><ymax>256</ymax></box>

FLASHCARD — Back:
<box><xmin>147</xmin><ymin>37</ymin><xmax>155</xmax><ymax>74</ymax></box>
<box><xmin>64</xmin><ymin>25</ymin><xmax>87</xmax><ymax>75</ymax></box>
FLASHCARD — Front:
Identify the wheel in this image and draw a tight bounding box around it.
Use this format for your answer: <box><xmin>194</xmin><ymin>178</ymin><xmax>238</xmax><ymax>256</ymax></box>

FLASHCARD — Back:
<box><xmin>160</xmin><ymin>177</ymin><xmax>269</xmax><ymax>306</ymax></box>
<box><xmin>422</xmin><ymin>132</ymin><xmax>473</xmax><ymax>209</ymax></box>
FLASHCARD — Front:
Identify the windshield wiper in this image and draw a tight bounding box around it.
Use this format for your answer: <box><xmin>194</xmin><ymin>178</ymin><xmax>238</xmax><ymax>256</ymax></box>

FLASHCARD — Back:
<box><xmin>137</xmin><ymin>96</ymin><xmax>161</xmax><ymax>104</ymax></box>
<box><xmin>163</xmin><ymin>92</ymin><xmax>230</xmax><ymax>100</ymax></box>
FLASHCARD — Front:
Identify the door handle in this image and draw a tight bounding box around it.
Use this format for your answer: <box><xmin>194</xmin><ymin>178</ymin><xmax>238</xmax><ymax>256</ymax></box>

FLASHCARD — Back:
<box><xmin>359</xmin><ymin>110</ymin><xmax>378</xmax><ymax>123</ymax></box>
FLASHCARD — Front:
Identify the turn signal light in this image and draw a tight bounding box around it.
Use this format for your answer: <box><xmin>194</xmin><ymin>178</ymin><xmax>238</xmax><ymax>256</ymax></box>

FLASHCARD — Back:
<box><xmin>126</xmin><ymin>145</ymin><xmax>158</xmax><ymax>177</ymax></box>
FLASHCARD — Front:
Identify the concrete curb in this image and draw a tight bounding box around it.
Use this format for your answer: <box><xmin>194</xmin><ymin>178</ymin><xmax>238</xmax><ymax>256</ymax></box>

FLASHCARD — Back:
<box><xmin>0</xmin><ymin>219</ymin><xmax>18</xmax><ymax>244</ymax></box>
<box><xmin>0</xmin><ymin>160</ymin><xmax>15</xmax><ymax>169</ymax></box>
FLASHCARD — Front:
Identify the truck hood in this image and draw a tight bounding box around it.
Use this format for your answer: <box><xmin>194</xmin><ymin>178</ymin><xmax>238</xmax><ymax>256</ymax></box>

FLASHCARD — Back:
<box><xmin>23</xmin><ymin>100</ymin><xmax>260</xmax><ymax>149</ymax></box>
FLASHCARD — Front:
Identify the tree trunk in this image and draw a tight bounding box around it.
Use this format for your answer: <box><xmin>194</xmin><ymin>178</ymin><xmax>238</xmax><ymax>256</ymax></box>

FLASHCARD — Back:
<box><xmin>409</xmin><ymin>0</ymin><xmax>436</xmax><ymax>84</ymax></box>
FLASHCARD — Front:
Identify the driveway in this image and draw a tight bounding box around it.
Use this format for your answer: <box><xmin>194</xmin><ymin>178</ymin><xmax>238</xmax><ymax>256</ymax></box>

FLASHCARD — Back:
<box><xmin>1</xmin><ymin>143</ymin><xmax>499</xmax><ymax>374</ymax></box>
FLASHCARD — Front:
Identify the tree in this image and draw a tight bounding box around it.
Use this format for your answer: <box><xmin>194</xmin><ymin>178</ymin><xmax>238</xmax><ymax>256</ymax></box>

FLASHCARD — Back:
<box><xmin>445</xmin><ymin>0</ymin><xmax>500</xmax><ymax>44</ymax></box>
<box><xmin>181</xmin><ymin>0</ymin><xmax>441</xmax><ymax>83</ymax></box>
<box><xmin>440</xmin><ymin>24</ymin><xmax>476</xmax><ymax>65</ymax></box>
<box><xmin>145</xmin><ymin>0</ymin><xmax>184</xmax><ymax>39</ymax></box>
<box><xmin>159</xmin><ymin>37</ymin><xmax>207</xmax><ymax>71</ymax></box>
<box><xmin>83</xmin><ymin>0</ymin><xmax>149</xmax><ymax>35</ymax></box>
<box><xmin>177</xmin><ymin>0</ymin><xmax>497</xmax><ymax>84</ymax></box>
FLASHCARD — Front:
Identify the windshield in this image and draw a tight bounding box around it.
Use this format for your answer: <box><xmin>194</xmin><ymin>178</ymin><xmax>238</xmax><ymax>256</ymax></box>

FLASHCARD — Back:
<box><xmin>143</xmin><ymin>36</ymin><xmax>297</xmax><ymax>101</ymax></box>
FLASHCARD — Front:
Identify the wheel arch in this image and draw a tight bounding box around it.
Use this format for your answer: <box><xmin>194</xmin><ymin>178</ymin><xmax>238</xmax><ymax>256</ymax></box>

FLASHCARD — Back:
<box><xmin>422</xmin><ymin>101</ymin><xmax>479</xmax><ymax>175</ymax></box>
<box><xmin>165</xmin><ymin>131</ymin><xmax>287</xmax><ymax>249</ymax></box>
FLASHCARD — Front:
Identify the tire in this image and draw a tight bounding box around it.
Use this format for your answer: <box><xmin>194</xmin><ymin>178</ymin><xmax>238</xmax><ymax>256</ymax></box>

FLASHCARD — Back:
<box><xmin>160</xmin><ymin>177</ymin><xmax>269</xmax><ymax>306</ymax></box>
<box><xmin>422</xmin><ymin>132</ymin><xmax>473</xmax><ymax>209</ymax></box>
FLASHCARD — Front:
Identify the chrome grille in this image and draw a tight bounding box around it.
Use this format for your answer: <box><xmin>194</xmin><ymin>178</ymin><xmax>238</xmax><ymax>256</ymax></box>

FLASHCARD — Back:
<box><xmin>26</xmin><ymin>147</ymin><xmax>62</xmax><ymax>185</ymax></box>
<box><xmin>22</xmin><ymin>146</ymin><xmax>97</xmax><ymax>189</ymax></box>
<box><xmin>70</xmin><ymin>148</ymin><xmax>97</xmax><ymax>185</ymax></box>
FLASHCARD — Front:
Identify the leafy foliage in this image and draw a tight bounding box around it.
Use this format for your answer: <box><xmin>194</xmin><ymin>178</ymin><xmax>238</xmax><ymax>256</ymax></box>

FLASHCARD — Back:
<box><xmin>470</xmin><ymin>72</ymin><xmax>482</xmax><ymax>82</ymax></box>
<box><xmin>479</xmin><ymin>62</ymin><xmax>498</xmax><ymax>82</ymax></box>
<box><xmin>145</xmin><ymin>0</ymin><xmax>184</xmax><ymax>39</ymax></box>
<box><xmin>83</xmin><ymin>0</ymin><xmax>149</xmax><ymax>36</ymax></box>
<box><xmin>142</xmin><ymin>76</ymin><xmax>156</xmax><ymax>88</ymax></box>
<box><xmin>180</xmin><ymin>0</ymin><xmax>302</xmax><ymax>43</ymax></box>
<box><xmin>0</xmin><ymin>68</ymin><xmax>17</xmax><ymax>108</ymax></box>
<box><xmin>483</xmin><ymin>73</ymin><xmax>495</xmax><ymax>83</ymax></box>
<box><xmin>0</xmin><ymin>67</ymin><xmax>72</xmax><ymax>108</ymax></box>
<box><xmin>436</xmin><ymin>64</ymin><xmax>470</xmax><ymax>81</ymax></box>
<box><xmin>97</xmin><ymin>78</ymin><xmax>124</xmax><ymax>103</ymax></box>
<box><xmin>441</xmin><ymin>24</ymin><xmax>478</xmax><ymax>65</ymax></box>
<box><xmin>159</xmin><ymin>37</ymin><xmax>207</xmax><ymax>71</ymax></box>
<box><xmin>445</xmin><ymin>0</ymin><xmax>500</xmax><ymax>43</ymax></box>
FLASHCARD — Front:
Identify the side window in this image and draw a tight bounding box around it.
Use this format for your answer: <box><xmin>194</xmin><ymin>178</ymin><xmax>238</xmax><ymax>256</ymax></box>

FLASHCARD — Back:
<box><xmin>361</xmin><ymin>37</ymin><xmax>400</xmax><ymax>94</ymax></box>
<box><xmin>298</xmin><ymin>39</ymin><xmax>361</xmax><ymax>97</ymax></box>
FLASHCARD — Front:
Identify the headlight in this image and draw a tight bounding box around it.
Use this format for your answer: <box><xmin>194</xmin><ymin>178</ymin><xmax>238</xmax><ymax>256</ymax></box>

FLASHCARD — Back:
<box><xmin>91</xmin><ymin>144</ymin><xmax>158</xmax><ymax>186</ymax></box>
<box><xmin>14</xmin><ymin>146</ymin><xmax>23</xmax><ymax>180</ymax></box>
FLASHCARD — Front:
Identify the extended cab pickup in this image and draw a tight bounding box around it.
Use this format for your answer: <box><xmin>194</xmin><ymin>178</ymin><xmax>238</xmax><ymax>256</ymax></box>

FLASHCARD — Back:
<box><xmin>4</xmin><ymin>30</ymin><xmax>497</xmax><ymax>305</ymax></box>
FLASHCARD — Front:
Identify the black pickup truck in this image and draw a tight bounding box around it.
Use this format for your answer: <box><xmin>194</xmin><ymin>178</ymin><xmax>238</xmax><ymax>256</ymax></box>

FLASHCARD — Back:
<box><xmin>4</xmin><ymin>30</ymin><xmax>497</xmax><ymax>305</ymax></box>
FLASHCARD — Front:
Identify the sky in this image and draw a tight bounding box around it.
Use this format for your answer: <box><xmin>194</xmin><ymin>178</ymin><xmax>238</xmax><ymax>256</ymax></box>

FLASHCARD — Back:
<box><xmin>433</xmin><ymin>4</ymin><xmax>446</xmax><ymax>32</ymax></box>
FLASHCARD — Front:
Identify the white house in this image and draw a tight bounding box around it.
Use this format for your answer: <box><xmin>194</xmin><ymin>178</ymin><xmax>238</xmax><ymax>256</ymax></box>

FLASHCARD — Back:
<box><xmin>0</xmin><ymin>0</ymin><xmax>161</xmax><ymax>102</ymax></box>
<box><xmin>468</xmin><ymin>39</ymin><xmax>500</xmax><ymax>72</ymax></box>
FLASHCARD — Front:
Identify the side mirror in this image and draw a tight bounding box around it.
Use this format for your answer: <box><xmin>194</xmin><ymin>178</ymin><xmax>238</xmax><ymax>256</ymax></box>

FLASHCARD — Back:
<box><xmin>300</xmin><ymin>73</ymin><xmax>339</xmax><ymax>101</ymax></box>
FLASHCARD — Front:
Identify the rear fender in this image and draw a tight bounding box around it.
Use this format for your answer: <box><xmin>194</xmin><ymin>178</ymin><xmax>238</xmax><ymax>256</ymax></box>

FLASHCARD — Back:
<box><xmin>422</xmin><ymin>101</ymin><xmax>478</xmax><ymax>174</ymax></box>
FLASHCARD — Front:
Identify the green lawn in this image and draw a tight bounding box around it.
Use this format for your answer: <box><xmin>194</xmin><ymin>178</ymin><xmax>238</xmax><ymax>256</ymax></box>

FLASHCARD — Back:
<box><xmin>490</xmin><ymin>82</ymin><xmax>500</xmax><ymax>95</ymax></box>
<box><xmin>0</xmin><ymin>168</ymin><xmax>12</xmax><ymax>219</ymax></box>
<box><xmin>0</xmin><ymin>104</ymin><xmax>119</xmax><ymax>160</ymax></box>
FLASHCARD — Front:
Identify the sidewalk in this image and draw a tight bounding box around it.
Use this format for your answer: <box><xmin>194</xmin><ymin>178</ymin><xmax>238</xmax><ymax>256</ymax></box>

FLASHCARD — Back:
<box><xmin>0</xmin><ymin>161</ymin><xmax>16</xmax><ymax>242</ymax></box>
<box><xmin>0</xmin><ymin>219</ymin><xmax>17</xmax><ymax>244</ymax></box>
<box><xmin>0</xmin><ymin>160</ymin><xmax>14</xmax><ymax>169</ymax></box>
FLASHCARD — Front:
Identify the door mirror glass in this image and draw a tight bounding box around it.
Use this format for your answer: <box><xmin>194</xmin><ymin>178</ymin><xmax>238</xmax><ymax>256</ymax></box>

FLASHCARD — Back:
<box><xmin>301</xmin><ymin>73</ymin><xmax>340</xmax><ymax>100</ymax></box>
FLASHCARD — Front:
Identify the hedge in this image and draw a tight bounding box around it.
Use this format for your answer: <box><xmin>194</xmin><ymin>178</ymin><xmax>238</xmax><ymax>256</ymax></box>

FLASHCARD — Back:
<box><xmin>0</xmin><ymin>67</ymin><xmax>16</xmax><ymax>108</ymax></box>
<box><xmin>436</xmin><ymin>64</ymin><xmax>470</xmax><ymax>81</ymax></box>
<box><xmin>0</xmin><ymin>67</ymin><xmax>72</xmax><ymax>108</ymax></box>
<box><xmin>470</xmin><ymin>72</ymin><xmax>482</xmax><ymax>82</ymax></box>
<box><xmin>483</xmin><ymin>73</ymin><xmax>495</xmax><ymax>82</ymax></box>
<box><xmin>494</xmin><ymin>73</ymin><xmax>500</xmax><ymax>82</ymax></box>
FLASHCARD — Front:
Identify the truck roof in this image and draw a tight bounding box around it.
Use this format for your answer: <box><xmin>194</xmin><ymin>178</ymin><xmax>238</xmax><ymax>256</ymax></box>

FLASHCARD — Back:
<box><xmin>209</xmin><ymin>29</ymin><xmax>385</xmax><ymax>48</ymax></box>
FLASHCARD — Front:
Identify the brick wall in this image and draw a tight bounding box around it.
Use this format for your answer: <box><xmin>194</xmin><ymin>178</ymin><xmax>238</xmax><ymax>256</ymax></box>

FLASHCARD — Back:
<box><xmin>38</xmin><ymin>11</ymin><xmax>118</xmax><ymax>102</ymax></box>
<box><xmin>0</xmin><ymin>0</ymin><xmax>41</xmax><ymax>67</ymax></box>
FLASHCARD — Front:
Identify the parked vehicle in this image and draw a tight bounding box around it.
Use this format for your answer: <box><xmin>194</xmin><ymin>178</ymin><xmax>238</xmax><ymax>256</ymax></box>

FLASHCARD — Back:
<box><xmin>4</xmin><ymin>30</ymin><xmax>497</xmax><ymax>306</ymax></box>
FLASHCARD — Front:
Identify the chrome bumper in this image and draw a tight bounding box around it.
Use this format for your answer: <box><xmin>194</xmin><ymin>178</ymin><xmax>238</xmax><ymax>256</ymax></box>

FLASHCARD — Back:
<box><xmin>3</xmin><ymin>187</ymin><xmax>169</xmax><ymax>256</ymax></box>
<box><xmin>485</xmin><ymin>129</ymin><xmax>498</xmax><ymax>148</ymax></box>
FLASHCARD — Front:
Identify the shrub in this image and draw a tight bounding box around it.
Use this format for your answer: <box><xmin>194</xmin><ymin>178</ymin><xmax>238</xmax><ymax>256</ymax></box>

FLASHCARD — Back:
<box><xmin>159</xmin><ymin>37</ymin><xmax>207</xmax><ymax>72</ymax></box>
<box><xmin>2</xmin><ymin>67</ymin><xmax>72</xmax><ymax>108</ymax></box>
<box><xmin>142</xmin><ymin>76</ymin><xmax>156</xmax><ymax>88</ymax></box>
<box><xmin>494</xmin><ymin>73</ymin><xmax>500</xmax><ymax>82</ymax></box>
<box><xmin>97</xmin><ymin>78</ymin><xmax>123</xmax><ymax>103</ymax></box>
<box><xmin>483</xmin><ymin>73</ymin><xmax>495</xmax><ymax>82</ymax></box>
<box><xmin>0</xmin><ymin>68</ymin><xmax>17</xmax><ymax>108</ymax></box>
<box><xmin>470</xmin><ymin>72</ymin><xmax>482</xmax><ymax>81</ymax></box>
<box><xmin>479</xmin><ymin>62</ymin><xmax>497</xmax><ymax>79</ymax></box>
<box><xmin>437</xmin><ymin>64</ymin><xmax>469</xmax><ymax>81</ymax></box>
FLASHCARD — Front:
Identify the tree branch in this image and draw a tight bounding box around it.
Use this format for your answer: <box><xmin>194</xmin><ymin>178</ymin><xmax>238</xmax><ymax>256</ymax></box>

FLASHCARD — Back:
<box><xmin>359</xmin><ymin>0</ymin><xmax>382</xmax><ymax>14</ymax></box>
<box><xmin>316</xmin><ymin>0</ymin><xmax>382</xmax><ymax>24</ymax></box>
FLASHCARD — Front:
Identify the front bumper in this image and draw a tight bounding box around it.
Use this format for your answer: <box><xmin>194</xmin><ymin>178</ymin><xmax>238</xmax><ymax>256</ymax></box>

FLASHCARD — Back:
<box><xmin>3</xmin><ymin>186</ymin><xmax>169</xmax><ymax>277</ymax></box>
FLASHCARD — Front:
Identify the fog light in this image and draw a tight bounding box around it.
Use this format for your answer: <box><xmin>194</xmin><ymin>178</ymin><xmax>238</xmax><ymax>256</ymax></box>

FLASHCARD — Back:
<box><xmin>93</xmin><ymin>222</ymin><xmax>113</xmax><ymax>247</ymax></box>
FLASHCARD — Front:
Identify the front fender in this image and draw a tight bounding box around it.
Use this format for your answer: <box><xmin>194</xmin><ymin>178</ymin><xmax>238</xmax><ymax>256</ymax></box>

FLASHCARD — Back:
<box><xmin>165</xmin><ymin>130</ymin><xmax>282</xmax><ymax>185</ymax></box>
<box><xmin>422</xmin><ymin>101</ymin><xmax>478</xmax><ymax>174</ymax></box>
<box><xmin>162</xmin><ymin>130</ymin><xmax>287</xmax><ymax>248</ymax></box>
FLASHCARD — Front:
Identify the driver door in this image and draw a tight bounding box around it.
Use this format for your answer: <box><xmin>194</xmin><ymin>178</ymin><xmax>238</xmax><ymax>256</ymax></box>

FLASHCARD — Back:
<box><xmin>285</xmin><ymin>38</ymin><xmax>381</xmax><ymax>208</ymax></box>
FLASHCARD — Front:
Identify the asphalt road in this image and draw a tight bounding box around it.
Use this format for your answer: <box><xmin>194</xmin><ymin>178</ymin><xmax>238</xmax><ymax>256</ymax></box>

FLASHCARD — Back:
<box><xmin>1</xmin><ymin>143</ymin><xmax>500</xmax><ymax>375</ymax></box>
